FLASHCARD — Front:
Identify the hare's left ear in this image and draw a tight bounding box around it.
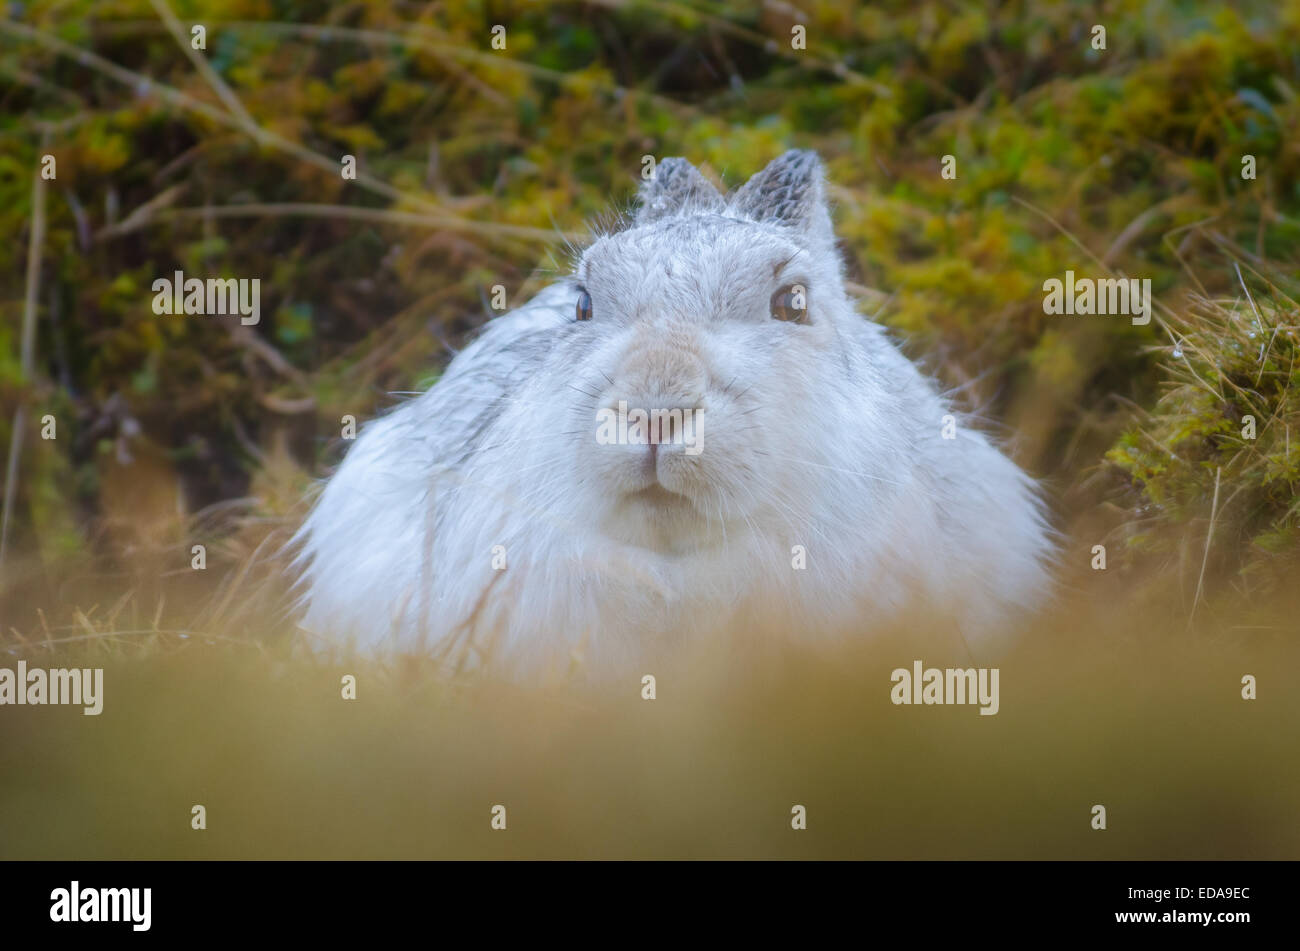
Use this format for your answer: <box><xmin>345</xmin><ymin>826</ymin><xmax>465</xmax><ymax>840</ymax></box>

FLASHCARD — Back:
<box><xmin>634</xmin><ymin>158</ymin><xmax>725</xmax><ymax>224</ymax></box>
<box><xmin>729</xmin><ymin>150</ymin><xmax>834</xmax><ymax>248</ymax></box>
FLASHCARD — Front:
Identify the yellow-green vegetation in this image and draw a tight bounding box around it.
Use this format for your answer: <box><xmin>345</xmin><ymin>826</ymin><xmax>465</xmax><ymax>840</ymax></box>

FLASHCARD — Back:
<box><xmin>1108</xmin><ymin>286</ymin><xmax>1300</xmax><ymax>604</ymax></box>
<box><xmin>0</xmin><ymin>1</ymin><xmax>1298</xmax><ymax>858</ymax></box>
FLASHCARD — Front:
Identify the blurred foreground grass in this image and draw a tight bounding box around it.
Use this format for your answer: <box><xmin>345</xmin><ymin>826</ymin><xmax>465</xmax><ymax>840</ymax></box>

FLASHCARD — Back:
<box><xmin>2</xmin><ymin>591</ymin><xmax>1297</xmax><ymax>859</ymax></box>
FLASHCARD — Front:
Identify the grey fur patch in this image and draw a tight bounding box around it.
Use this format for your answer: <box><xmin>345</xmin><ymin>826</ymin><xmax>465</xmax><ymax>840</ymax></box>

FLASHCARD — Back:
<box><xmin>635</xmin><ymin>157</ymin><xmax>725</xmax><ymax>224</ymax></box>
<box><xmin>728</xmin><ymin>149</ymin><xmax>824</xmax><ymax>228</ymax></box>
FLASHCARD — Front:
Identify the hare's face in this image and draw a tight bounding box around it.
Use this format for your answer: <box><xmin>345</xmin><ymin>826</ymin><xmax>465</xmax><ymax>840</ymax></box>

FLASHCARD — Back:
<box><xmin>557</xmin><ymin>152</ymin><xmax>854</xmax><ymax>553</ymax></box>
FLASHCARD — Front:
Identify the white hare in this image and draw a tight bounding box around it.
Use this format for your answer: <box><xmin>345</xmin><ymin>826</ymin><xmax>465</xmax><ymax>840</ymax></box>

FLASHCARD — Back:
<box><xmin>294</xmin><ymin>151</ymin><xmax>1053</xmax><ymax>672</ymax></box>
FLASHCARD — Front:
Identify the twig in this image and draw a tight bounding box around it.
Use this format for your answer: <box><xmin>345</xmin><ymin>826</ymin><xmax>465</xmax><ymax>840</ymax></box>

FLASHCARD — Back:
<box><xmin>1102</xmin><ymin>195</ymin><xmax>1182</xmax><ymax>267</ymax></box>
<box><xmin>1</xmin><ymin>130</ymin><xmax>49</xmax><ymax>582</ymax></box>
<box><xmin>0</xmin><ymin>21</ymin><xmax>493</xmax><ymax>227</ymax></box>
<box><xmin>588</xmin><ymin>0</ymin><xmax>893</xmax><ymax>97</ymax></box>
<box><xmin>148</xmin><ymin>0</ymin><xmax>257</xmax><ymax>129</ymax></box>
<box><xmin>97</xmin><ymin>202</ymin><xmax>580</xmax><ymax>245</ymax></box>
<box><xmin>1188</xmin><ymin>465</ymin><xmax>1222</xmax><ymax>629</ymax></box>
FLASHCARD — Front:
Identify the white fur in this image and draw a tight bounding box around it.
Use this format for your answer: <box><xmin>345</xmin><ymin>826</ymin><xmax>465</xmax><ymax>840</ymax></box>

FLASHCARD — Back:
<box><xmin>293</xmin><ymin>152</ymin><xmax>1054</xmax><ymax>673</ymax></box>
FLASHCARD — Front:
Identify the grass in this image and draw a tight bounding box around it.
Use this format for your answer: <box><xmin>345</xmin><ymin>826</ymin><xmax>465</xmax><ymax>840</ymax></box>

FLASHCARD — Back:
<box><xmin>2</xmin><ymin>596</ymin><xmax>1297</xmax><ymax>859</ymax></box>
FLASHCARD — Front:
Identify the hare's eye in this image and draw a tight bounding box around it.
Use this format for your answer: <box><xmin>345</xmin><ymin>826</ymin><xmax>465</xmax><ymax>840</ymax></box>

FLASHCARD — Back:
<box><xmin>575</xmin><ymin>288</ymin><xmax>593</xmax><ymax>322</ymax></box>
<box><xmin>770</xmin><ymin>284</ymin><xmax>808</xmax><ymax>323</ymax></box>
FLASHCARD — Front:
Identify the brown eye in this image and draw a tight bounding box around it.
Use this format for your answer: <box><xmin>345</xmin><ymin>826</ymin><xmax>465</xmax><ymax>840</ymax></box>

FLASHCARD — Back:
<box><xmin>770</xmin><ymin>283</ymin><xmax>808</xmax><ymax>323</ymax></box>
<box><xmin>576</xmin><ymin>287</ymin><xmax>593</xmax><ymax>321</ymax></box>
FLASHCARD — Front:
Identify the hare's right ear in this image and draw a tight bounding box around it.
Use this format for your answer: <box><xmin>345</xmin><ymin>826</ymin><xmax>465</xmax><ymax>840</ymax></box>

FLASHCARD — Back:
<box><xmin>634</xmin><ymin>158</ymin><xmax>724</xmax><ymax>224</ymax></box>
<box><xmin>729</xmin><ymin>150</ymin><xmax>834</xmax><ymax>250</ymax></box>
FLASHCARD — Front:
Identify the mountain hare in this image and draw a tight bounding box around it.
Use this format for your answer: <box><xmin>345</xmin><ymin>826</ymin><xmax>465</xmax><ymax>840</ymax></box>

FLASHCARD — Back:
<box><xmin>294</xmin><ymin>151</ymin><xmax>1053</xmax><ymax>672</ymax></box>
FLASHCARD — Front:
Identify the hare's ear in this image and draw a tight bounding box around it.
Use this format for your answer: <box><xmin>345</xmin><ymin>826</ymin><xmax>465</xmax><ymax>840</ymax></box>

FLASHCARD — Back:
<box><xmin>729</xmin><ymin>150</ymin><xmax>833</xmax><ymax>246</ymax></box>
<box><xmin>634</xmin><ymin>158</ymin><xmax>724</xmax><ymax>224</ymax></box>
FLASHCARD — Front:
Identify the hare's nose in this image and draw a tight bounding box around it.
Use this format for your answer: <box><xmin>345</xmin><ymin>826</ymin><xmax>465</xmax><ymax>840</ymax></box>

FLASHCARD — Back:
<box><xmin>614</xmin><ymin>337</ymin><xmax>707</xmax><ymax>407</ymax></box>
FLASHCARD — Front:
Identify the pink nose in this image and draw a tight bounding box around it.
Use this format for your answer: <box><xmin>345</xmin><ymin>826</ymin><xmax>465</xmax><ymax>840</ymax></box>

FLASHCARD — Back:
<box><xmin>615</xmin><ymin>326</ymin><xmax>708</xmax><ymax>406</ymax></box>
